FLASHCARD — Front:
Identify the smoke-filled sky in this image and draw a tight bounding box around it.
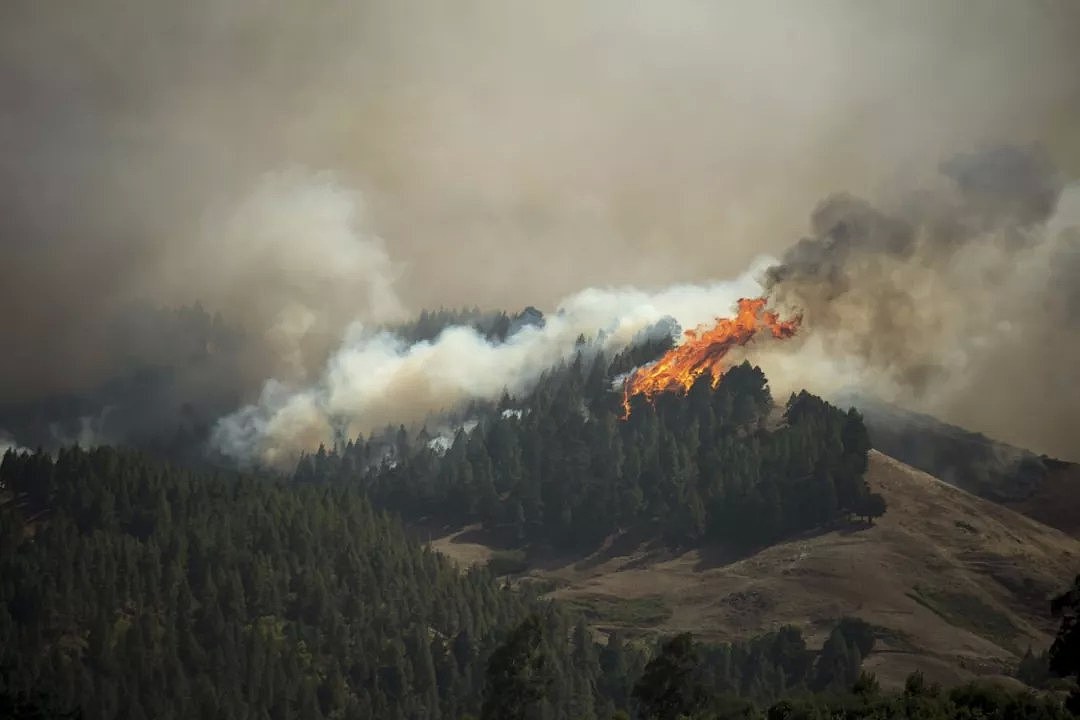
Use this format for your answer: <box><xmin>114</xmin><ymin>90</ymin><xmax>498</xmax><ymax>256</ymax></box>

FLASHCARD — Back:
<box><xmin>2</xmin><ymin>1</ymin><xmax>1079</xmax><ymax>460</ymax></box>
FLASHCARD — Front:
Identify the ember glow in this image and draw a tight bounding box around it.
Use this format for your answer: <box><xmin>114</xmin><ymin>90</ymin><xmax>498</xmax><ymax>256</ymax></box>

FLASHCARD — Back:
<box><xmin>622</xmin><ymin>297</ymin><xmax>801</xmax><ymax>416</ymax></box>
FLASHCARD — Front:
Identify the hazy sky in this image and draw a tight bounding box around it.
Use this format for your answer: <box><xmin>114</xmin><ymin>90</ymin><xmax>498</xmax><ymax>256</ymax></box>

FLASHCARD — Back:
<box><xmin>2</xmin><ymin>0</ymin><xmax>1079</xmax><ymax>456</ymax></box>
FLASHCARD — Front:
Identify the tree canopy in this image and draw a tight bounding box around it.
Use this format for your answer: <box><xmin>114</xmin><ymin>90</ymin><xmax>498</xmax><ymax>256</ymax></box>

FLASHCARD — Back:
<box><xmin>297</xmin><ymin>355</ymin><xmax>881</xmax><ymax>553</ymax></box>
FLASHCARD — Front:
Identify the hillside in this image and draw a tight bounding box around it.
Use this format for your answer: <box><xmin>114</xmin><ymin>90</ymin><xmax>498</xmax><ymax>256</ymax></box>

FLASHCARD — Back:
<box><xmin>838</xmin><ymin>393</ymin><xmax>1080</xmax><ymax>537</ymax></box>
<box><xmin>431</xmin><ymin>451</ymin><xmax>1080</xmax><ymax>689</ymax></box>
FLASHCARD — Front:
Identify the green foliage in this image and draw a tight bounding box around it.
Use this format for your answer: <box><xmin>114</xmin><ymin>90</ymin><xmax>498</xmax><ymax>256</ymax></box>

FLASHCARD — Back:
<box><xmin>857</xmin><ymin>492</ymin><xmax>887</xmax><ymax>524</ymax></box>
<box><xmin>836</xmin><ymin>616</ymin><xmax>877</xmax><ymax>658</ymax></box>
<box><xmin>904</xmin><ymin>670</ymin><xmax>933</xmax><ymax>697</ymax></box>
<box><xmin>765</xmin><ymin>676</ymin><xmax>1069</xmax><ymax>720</ymax></box>
<box><xmin>562</xmin><ymin>595</ymin><xmax>673</xmax><ymax>629</ymax></box>
<box><xmin>0</xmin><ymin>446</ymin><xmax>623</xmax><ymax>720</ymax></box>
<box><xmin>632</xmin><ymin>633</ymin><xmax>707</xmax><ymax>720</ymax></box>
<box><xmin>303</xmin><ymin>358</ymin><xmax>879</xmax><ymax>554</ymax></box>
<box><xmin>0</xmin><ymin>668</ymin><xmax>83</xmax><ymax>719</ymax></box>
<box><xmin>1050</xmin><ymin>575</ymin><xmax>1080</xmax><ymax>712</ymax></box>
<box><xmin>481</xmin><ymin>615</ymin><xmax>553</xmax><ymax>720</ymax></box>
<box><xmin>1</xmin><ymin>329</ymin><xmax>1074</xmax><ymax>720</ymax></box>
<box><xmin>812</xmin><ymin>627</ymin><xmax>863</xmax><ymax>693</ymax></box>
<box><xmin>1015</xmin><ymin>647</ymin><xmax>1066</xmax><ymax>690</ymax></box>
<box><xmin>852</xmin><ymin>671</ymin><xmax>880</xmax><ymax>698</ymax></box>
<box><xmin>0</xmin><ymin>455</ymin><xmax>1067</xmax><ymax>720</ymax></box>
<box><xmin>695</xmin><ymin>625</ymin><xmax>813</xmax><ymax>704</ymax></box>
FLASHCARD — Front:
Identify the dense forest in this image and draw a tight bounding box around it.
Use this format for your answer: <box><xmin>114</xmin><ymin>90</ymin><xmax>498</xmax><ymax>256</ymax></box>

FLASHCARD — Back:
<box><xmin>0</xmin><ymin>446</ymin><xmax>610</xmax><ymax>720</ymax></box>
<box><xmin>5</xmin><ymin>318</ymin><xmax>1080</xmax><ymax>718</ymax></box>
<box><xmin>0</xmin><ymin>446</ymin><xmax>914</xmax><ymax>720</ymax></box>
<box><xmin>296</xmin><ymin>353</ymin><xmax>884</xmax><ymax>551</ymax></box>
<box><xmin>5</xmin><ymin>446</ymin><xmax>1074</xmax><ymax>719</ymax></box>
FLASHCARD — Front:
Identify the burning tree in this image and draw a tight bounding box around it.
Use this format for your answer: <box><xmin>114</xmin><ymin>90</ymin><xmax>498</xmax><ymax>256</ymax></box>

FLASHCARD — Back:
<box><xmin>622</xmin><ymin>297</ymin><xmax>800</xmax><ymax>417</ymax></box>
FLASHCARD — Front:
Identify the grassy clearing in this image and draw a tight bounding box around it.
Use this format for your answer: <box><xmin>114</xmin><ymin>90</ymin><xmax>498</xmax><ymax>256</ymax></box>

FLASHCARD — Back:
<box><xmin>562</xmin><ymin>594</ymin><xmax>673</xmax><ymax>628</ymax></box>
<box><xmin>908</xmin><ymin>585</ymin><xmax>1020</xmax><ymax>653</ymax></box>
<box><xmin>486</xmin><ymin>549</ymin><xmax>528</xmax><ymax>576</ymax></box>
<box><xmin>517</xmin><ymin>576</ymin><xmax>562</xmax><ymax>595</ymax></box>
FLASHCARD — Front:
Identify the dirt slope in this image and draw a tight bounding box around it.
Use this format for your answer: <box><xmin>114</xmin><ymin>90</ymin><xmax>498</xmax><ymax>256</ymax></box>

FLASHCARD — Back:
<box><xmin>431</xmin><ymin>451</ymin><xmax>1080</xmax><ymax>688</ymax></box>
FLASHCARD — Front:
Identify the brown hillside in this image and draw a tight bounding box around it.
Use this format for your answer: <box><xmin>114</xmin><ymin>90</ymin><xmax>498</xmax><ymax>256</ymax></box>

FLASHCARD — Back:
<box><xmin>430</xmin><ymin>451</ymin><xmax>1080</xmax><ymax>689</ymax></box>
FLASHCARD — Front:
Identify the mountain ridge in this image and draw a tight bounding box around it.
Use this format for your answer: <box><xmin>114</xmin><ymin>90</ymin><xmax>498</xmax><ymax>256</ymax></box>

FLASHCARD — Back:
<box><xmin>834</xmin><ymin>392</ymin><xmax>1080</xmax><ymax>537</ymax></box>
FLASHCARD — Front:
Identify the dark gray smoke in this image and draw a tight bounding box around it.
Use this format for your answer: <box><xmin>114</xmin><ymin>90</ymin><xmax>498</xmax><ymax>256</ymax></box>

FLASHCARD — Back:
<box><xmin>767</xmin><ymin>145</ymin><xmax>1063</xmax><ymax>295</ymax></box>
<box><xmin>760</xmin><ymin>145</ymin><xmax>1079</xmax><ymax>461</ymax></box>
<box><xmin>939</xmin><ymin>145</ymin><xmax>1063</xmax><ymax>232</ymax></box>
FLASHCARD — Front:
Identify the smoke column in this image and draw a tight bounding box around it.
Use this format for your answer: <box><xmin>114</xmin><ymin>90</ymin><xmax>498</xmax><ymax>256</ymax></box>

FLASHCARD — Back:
<box><xmin>755</xmin><ymin>146</ymin><xmax>1080</xmax><ymax>460</ymax></box>
<box><xmin>213</xmin><ymin>260</ymin><xmax>775</xmax><ymax>465</ymax></box>
<box><xmin>0</xmin><ymin>432</ymin><xmax>28</xmax><ymax>457</ymax></box>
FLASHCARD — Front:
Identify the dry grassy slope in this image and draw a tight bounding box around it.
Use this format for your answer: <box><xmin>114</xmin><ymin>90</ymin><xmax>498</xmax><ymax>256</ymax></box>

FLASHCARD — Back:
<box><xmin>430</xmin><ymin>451</ymin><xmax>1080</xmax><ymax>689</ymax></box>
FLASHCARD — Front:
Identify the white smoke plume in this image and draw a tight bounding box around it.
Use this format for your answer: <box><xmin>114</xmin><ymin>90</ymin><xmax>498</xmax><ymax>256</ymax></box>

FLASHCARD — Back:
<box><xmin>0</xmin><ymin>430</ymin><xmax>30</xmax><ymax>457</ymax></box>
<box><xmin>50</xmin><ymin>410</ymin><xmax>114</xmax><ymax>450</ymax></box>
<box><xmin>213</xmin><ymin>258</ymin><xmax>776</xmax><ymax>465</ymax></box>
<box><xmin>183</xmin><ymin>170</ymin><xmax>408</xmax><ymax>382</ymax></box>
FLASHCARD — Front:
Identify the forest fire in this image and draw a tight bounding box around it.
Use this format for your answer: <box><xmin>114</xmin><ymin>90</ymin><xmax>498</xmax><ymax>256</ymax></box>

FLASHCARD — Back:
<box><xmin>622</xmin><ymin>297</ymin><xmax>800</xmax><ymax>416</ymax></box>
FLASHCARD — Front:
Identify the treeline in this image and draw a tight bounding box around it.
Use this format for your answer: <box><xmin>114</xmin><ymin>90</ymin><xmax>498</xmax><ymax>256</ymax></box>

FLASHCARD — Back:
<box><xmin>0</xmin><ymin>445</ymin><xmax>871</xmax><ymax>720</ymax></box>
<box><xmin>483</xmin><ymin>618</ymin><xmax>1075</xmax><ymax>720</ymax></box>
<box><xmin>632</xmin><ymin>637</ymin><xmax>1074</xmax><ymax>720</ymax></box>
<box><xmin>0</xmin><ymin>445</ymin><xmax>888</xmax><ymax>720</ymax></box>
<box><xmin>0</xmin><ymin>303</ymin><xmax>254</xmax><ymax>463</ymax></box>
<box><xmin>1</xmin><ymin>446</ymin><xmax>1075</xmax><ymax>719</ymax></box>
<box><xmin>0</xmin><ymin>446</ymin><xmax>620</xmax><ymax>720</ymax></box>
<box><xmin>386</xmin><ymin>306</ymin><xmax>546</xmax><ymax>345</ymax></box>
<box><xmin>297</xmin><ymin>355</ymin><xmax>884</xmax><ymax>550</ymax></box>
<box><xmin>845</xmin><ymin>394</ymin><xmax>1050</xmax><ymax>504</ymax></box>
<box><xmin>663</xmin><ymin>617</ymin><xmax>876</xmax><ymax>705</ymax></box>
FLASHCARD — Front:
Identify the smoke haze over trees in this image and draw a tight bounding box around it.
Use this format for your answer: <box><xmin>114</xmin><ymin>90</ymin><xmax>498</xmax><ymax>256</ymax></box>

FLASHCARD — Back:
<box><xmin>295</xmin><ymin>355</ymin><xmax>879</xmax><ymax>551</ymax></box>
<box><xmin>4</xmin><ymin>4</ymin><xmax>1080</xmax><ymax>719</ymax></box>
<box><xmin>2</xmin><ymin>1</ymin><xmax>1080</xmax><ymax>462</ymax></box>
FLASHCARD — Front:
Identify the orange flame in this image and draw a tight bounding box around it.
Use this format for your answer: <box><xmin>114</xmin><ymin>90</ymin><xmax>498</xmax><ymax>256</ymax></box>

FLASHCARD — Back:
<box><xmin>622</xmin><ymin>297</ymin><xmax>800</xmax><ymax>416</ymax></box>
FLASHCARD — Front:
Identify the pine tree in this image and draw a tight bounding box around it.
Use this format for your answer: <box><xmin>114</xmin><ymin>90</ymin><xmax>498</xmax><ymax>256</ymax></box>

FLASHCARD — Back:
<box><xmin>632</xmin><ymin>634</ymin><xmax>706</xmax><ymax>720</ymax></box>
<box><xmin>481</xmin><ymin>615</ymin><xmax>553</xmax><ymax>720</ymax></box>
